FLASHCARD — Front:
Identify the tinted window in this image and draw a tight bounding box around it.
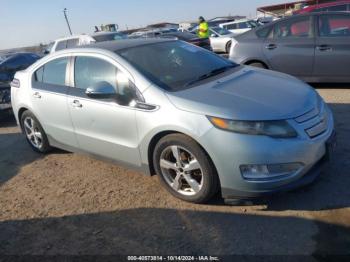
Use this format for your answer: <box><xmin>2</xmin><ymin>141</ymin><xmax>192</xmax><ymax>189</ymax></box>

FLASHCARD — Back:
<box><xmin>238</xmin><ymin>22</ymin><xmax>248</xmax><ymax>29</ymax></box>
<box><xmin>93</xmin><ymin>33</ymin><xmax>127</xmax><ymax>42</ymax></box>
<box><xmin>274</xmin><ymin>17</ymin><xmax>311</xmax><ymax>38</ymax></box>
<box><xmin>67</xmin><ymin>38</ymin><xmax>79</xmax><ymax>48</ymax></box>
<box><xmin>256</xmin><ymin>26</ymin><xmax>272</xmax><ymax>38</ymax></box>
<box><xmin>55</xmin><ymin>41</ymin><xmax>67</xmax><ymax>51</ymax></box>
<box><xmin>74</xmin><ymin>56</ymin><xmax>140</xmax><ymax>105</ymax></box>
<box><xmin>42</xmin><ymin>58</ymin><xmax>68</xmax><ymax>86</ymax></box>
<box><xmin>319</xmin><ymin>14</ymin><xmax>350</xmax><ymax>37</ymax></box>
<box><xmin>117</xmin><ymin>41</ymin><xmax>237</xmax><ymax>91</ymax></box>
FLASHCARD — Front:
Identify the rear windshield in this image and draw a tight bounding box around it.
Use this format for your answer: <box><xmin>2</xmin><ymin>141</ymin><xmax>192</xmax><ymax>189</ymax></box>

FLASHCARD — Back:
<box><xmin>116</xmin><ymin>41</ymin><xmax>237</xmax><ymax>92</ymax></box>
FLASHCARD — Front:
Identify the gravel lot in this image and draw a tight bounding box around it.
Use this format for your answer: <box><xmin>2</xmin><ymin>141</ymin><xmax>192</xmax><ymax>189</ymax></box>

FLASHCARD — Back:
<box><xmin>0</xmin><ymin>85</ymin><xmax>349</xmax><ymax>257</ymax></box>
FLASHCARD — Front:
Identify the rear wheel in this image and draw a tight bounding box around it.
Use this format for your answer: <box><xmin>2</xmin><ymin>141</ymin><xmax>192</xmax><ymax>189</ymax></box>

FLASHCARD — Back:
<box><xmin>21</xmin><ymin>111</ymin><xmax>51</xmax><ymax>153</ymax></box>
<box><xmin>248</xmin><ymin>62</ymin><xmax>267</xmax><ymax>69</ymax></box>
<box><xmin>153</xmin><ymin>134</ymin><xmax>219</xmax><ymax>203</ymax></box>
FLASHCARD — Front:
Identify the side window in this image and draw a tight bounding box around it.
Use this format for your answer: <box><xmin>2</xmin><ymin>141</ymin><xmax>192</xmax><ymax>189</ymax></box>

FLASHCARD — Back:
<box><xmin>238</xmin><ymin>22</ymin><xmax>247</xmax><ymax>29</ymax></box>
<box><xmin>74</xmin><ymin>56</ymin><xmax>141</xmax><ymax>105</ymax></box>
<box><xmin>34</xmin><ymin>66</ymin><xmax>44</xmax><ymax>82</ymax></box>
<box><xmin>319</xmin><ymin>14</ymin><xmax>350</xmax><ymax>37</ymax></box>
<box><xmin>256</xmin><ymin>26</ymin><xmax>272</xmax><ymax>38</ymax></box>
<box><xmin>327</xmin><ymin>4</ymin><xmax>347</xmax><ymax>12</ymax></box>
<box><xmin>274</xmin><ymin>17</ymin><xmax>311</xmax><ymax>38</ymax></box>
<box><xmin>42</xmin><ymin>57</ymin><xmax>68</xmax><ymax>86</ymax></box>
<box><xmin>55</xmin><ymin>41</ymin><xmax>67</xmax><ymax>51</ymax></box>
<box><xmin>67</xmin><ymin>38</ymin><xmax>79</xmax><ymax>48</ymax></box>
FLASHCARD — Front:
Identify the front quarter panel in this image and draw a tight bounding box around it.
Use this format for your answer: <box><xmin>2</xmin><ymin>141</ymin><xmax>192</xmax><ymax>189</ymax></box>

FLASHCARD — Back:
<box><xmin>137</xmin><ymin>86</ymin><xmax>213</xmax><ymax>168</ymax></box>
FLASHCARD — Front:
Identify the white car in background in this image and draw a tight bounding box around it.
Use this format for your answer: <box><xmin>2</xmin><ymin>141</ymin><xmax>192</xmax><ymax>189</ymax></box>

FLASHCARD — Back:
<box><xmin>191</xmin><ymin>26</ymin><xmax>235</xmax><ymax>53</ymax></box>
<box><xmin>208</xmin><ymin>26</ymin><xmax>236</xmax><ymax>53</ymax></box>
<box><xmin>219</xmin><ymin>19</ymin><xmax>259</xmax><ymax>36</ymax></box>
<box><xmin>46</xmin><ymin>32</ymin><xmax>128</xmax><ymax>54</ymax></box>
<box><xmin>46</xmin><ymin>35</ymin><xmax>96</xmax><ymax>54</ymax></box>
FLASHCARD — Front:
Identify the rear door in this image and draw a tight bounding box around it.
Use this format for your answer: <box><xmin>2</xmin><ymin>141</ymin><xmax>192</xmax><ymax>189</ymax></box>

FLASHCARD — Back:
<box><xmin>263</xmin><ymin>15</ymin><xmax>316</xmax><ymax>77</ymax></box>
<box><xmin>31</xmin><ymin>57</ymin><xmax>78</xmax><ymax>147</ymax></box>
<box><xmin>314</xmin><ymin>13</ymin><xmax>350</xmax><ymax>79</ymax></box>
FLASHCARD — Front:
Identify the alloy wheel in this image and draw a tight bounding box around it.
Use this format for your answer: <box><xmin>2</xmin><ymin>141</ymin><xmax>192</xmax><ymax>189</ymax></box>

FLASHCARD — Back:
<box><xmin>159</xmin><ymin>145</ymin><xmax>203</xmax><ymax>196</ymax></box>
<box><xmin>23</xmin><ymin>116</ymin><xmax>43</xmax><ymax>149</ymax></box>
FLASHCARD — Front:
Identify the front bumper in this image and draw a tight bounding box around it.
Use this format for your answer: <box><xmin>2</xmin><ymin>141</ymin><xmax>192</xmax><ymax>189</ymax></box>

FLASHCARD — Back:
<box><xmin>199</xmin><ymin>106</ymin><xmax>335</xmax><ymax>200</ymax></box>
<box><xmin>221</xmin><ymin>133</ymin><xmax>334</xmax><ymax>199</ymax></box>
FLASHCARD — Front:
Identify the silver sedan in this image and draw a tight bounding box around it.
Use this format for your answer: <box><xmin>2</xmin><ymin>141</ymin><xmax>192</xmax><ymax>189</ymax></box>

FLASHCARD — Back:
<box><xmin>11</xmin><ymin>39</ymin><xmax>335</xmax><ymax>203</ymax></box>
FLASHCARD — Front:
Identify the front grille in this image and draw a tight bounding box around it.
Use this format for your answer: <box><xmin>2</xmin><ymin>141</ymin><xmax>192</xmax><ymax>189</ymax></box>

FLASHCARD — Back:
<box><xmin>294</xmin><ymin>103</ymin><xmax>328</xmax><ymax>139</ymax></box>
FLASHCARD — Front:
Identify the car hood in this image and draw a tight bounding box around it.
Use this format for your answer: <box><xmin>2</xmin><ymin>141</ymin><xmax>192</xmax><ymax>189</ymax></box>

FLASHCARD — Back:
<box><xmin>165</xmin><ymin>66</ymin><xmax>318</xmax><ymax>121</ymax></box>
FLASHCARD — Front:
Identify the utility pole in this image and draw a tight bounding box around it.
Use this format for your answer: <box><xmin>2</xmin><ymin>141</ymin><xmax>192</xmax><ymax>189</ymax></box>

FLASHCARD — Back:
<box><xmin>63</xmin><ymin>8</ymin><xmax>73</xmax><ymax>35</ymax></box>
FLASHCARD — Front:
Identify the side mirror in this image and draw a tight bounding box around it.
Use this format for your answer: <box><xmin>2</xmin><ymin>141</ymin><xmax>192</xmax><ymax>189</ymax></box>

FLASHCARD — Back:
<box><xmin>211</xmin><ymin>34</ymin><xmax>218</xmax><ymax>38</ymax></box>
<box><xmin>85</xmin><ymin>81</ymin><xmax>116</xmax><ymax>99</ymax></box>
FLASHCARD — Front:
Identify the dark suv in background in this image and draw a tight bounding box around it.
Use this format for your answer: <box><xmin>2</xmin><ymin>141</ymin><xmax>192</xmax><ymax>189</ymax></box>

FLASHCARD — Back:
<box><xmin>0</xmin><ymin>53</ymin><xmax>40</xmax><ymax>113</ymax></box>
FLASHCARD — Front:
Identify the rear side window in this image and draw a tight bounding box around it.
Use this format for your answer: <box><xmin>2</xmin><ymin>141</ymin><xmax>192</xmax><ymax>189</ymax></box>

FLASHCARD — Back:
<box><xmin>55</xmin><ymin>41</ymin><xmax>67</xmax><ymax>51</ymax></box>
<box><xmin>34</xmin><ymin>57</ymin><xmax>68</xmax><ymax>86</ymax></box>
<box><xmin>274</xmin><ymin>17</ymin><xmax>311</xmax><ymax>38</ymax></box>
<box><xmin>319</xmin><ymin>14</ymin><xmax>350</xmax><ymax>37</ymax></box>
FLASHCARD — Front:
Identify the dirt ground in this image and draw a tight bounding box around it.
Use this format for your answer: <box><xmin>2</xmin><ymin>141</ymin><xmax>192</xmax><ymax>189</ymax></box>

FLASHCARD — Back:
<box><xmin>0</xmin><ymin>85</ymin><xmax>349</xmax><ymax>257</ymax></box>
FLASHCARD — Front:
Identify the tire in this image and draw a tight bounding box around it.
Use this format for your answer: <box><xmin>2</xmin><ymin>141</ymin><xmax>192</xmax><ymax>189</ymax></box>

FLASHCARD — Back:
<box><xmin>226</xmin><ymin>41</ymin><xmax>232</xmax><ymax>54</ymax></box>
<box><xmin>21</xmin><ymin>110</ymin><xmax>51</xmax><ymax>153</ymax></box>
<box><xmin>248</xmin><ymin>62</ymin><xmax>267</xmax><ymax>69</ymax></box>
<box><xmin>153</xmin><ymin>134</ymin><xmax>219</xmax><ymax>203</ymax></box>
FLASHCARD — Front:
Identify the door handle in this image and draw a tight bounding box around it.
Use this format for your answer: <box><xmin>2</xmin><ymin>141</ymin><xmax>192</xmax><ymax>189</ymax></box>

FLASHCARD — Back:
<box><xmin>72</xmin><ymin>100</ymin><xmax>83</xmax><ymax>108</ymax></box>
<box><xmin>317</xmin><ymin>45</ymin><xmax>332</xmax><ymax>51</ymax></box>
<box><xmin>33</xmin><ymin>92</ymin><xmax>41</xmax><ymax>99</ymax></box>
<box><xmin>266</xmin><ymin>43</ymin><xmax>277</xmax><ymax>50</ymax></box>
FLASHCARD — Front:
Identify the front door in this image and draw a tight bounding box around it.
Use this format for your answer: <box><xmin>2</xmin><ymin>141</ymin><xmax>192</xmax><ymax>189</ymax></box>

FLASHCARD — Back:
<box><xmin>67</xmin><ymin>55</ymin><xmax>142</xmax><ymax>167</ymax></box>
<box><xmin>314</xmin><ymin>13</ymin><xmax>350</xmax><ymax>79</ymax></box>
<box><xmin>263</xmin><ymin>15</ymin><xmax>316</xmax><ymax>77</ymax></box>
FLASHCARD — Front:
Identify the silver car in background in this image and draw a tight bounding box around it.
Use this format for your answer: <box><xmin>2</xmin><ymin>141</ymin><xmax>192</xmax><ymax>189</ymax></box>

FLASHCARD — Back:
<box><xmin>11</xmin><ymin>39</ymin><xmax>335</xmax><ymax>203</ymax></box>
<box><xmin>229</xmin><ymin>12</ymin><xmax>350</xmax><ymax>82</ymax></box>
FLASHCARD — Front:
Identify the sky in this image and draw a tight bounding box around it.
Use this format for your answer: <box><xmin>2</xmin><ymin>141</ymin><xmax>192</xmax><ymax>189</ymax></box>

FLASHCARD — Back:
<box><xmin>0</xmin><ymin>0</ymin><xmax>286</xmax><ymax>50</ymax></box>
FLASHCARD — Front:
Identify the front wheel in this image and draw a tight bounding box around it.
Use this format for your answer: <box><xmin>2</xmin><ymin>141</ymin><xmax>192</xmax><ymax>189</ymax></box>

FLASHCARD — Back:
<box><xmin>153</xmin><ymin>134</ymin><xmax>219</xmax><ymax>203</ymax></box>
<box><xmin>21</xmin><ymin>110</ymin><xmax>51</xmax><ymax>153</ymax></box>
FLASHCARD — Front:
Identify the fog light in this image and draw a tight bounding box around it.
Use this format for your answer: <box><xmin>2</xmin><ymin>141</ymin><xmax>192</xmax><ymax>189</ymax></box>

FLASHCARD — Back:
<box><xmin>240</xmin><ymin>163</ymin><xmax>303</xmax><ymax>181</ymax></box>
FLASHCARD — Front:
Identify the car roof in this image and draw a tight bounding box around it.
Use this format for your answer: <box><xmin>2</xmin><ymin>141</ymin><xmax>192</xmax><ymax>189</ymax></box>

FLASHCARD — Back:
<box><xmin>79</xmin><ymin>38</ymin><xmax>173</xmax><ymax>52</ymax></box>
<box><xmin>302</xmin><ymin>0</ymin><xmax>350</xmax><ymax>11</ymax></box>
<box><xmin>254</xmin><ymin>11</ymin><xmax>350</xmax><ymax>31</ymax></box>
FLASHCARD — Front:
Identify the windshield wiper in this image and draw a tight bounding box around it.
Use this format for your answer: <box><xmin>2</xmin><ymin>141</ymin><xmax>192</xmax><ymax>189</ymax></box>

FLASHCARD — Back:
<box><xmin>185</xmin><ymin>64</ymin><xmax>236</xmax><ymax>87</ymax></box>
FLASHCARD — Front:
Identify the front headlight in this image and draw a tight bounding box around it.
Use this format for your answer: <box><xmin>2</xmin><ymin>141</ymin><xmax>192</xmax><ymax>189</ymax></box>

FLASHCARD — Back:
<box><xmin>207</xmin><ymin>116</ymin><xmax>297</xmax><ymax>138</ymax></box>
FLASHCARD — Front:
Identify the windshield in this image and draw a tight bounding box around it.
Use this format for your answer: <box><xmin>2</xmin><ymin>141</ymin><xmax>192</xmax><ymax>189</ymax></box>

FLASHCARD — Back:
<box><xmin>211</xmin><ymin>26</ymin><xmax>231</xmax><ymax>35</ymax></box>
<box><xmin>116</xmin><ymin>41</ymin><xmax>237</xmax><ymax>91</ymax></box>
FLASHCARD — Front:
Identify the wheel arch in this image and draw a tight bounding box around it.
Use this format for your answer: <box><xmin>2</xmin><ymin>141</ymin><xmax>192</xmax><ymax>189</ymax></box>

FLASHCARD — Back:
<box><xmin>147</xmin><ymin>131</ymin><xmax>220</xmax><ymax>187</ymax></box>
<box><xmin>18</xmin><ymin>107</ymin><xmax>29</xmax><ymax>132</ymax></box>
<box><xmin>244</xmin><ymin>59</ymin><xmax>269</xmax><ymax>69</ymax></box>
